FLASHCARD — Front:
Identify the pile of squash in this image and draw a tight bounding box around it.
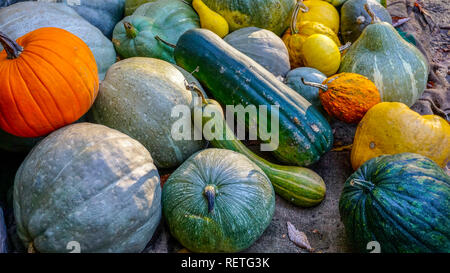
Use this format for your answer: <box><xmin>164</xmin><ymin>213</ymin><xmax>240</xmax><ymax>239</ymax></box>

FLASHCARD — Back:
<box><xmin>0</xmin><ymin>0</ymin><xmax>448</xmax><ymax>253</ymax></box>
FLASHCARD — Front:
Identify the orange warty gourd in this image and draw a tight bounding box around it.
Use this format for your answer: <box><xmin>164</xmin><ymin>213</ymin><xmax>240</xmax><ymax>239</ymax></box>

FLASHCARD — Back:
<box><xmin>302</xmin><ymin>72</ymin><xmax>381</xmax><ymax>123</ymax></box>
<box><xmin>0</xmin><ymin>27</ymin><xmax>99</xmax><ymax>137</ymax></box>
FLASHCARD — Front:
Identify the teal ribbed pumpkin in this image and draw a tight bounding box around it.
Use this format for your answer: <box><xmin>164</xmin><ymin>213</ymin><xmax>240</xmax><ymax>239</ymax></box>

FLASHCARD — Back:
<box><xmin>339</xmin><ymin>153</ymin><xmax>450</xmax><ymax>253</ymax></box>
<box><xmin>162</xmin><ymin>148</ymin><xmax>275</xmax><ymax>253</ymax></box>
<box><xmin>113</xmin><ymin>0</ymin><xmax>199</xmax><ymax>63</ymax></box>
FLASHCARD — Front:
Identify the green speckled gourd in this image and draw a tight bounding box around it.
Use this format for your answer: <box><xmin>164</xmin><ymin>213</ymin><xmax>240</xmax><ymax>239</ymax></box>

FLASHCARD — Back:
<box><xmin>338</xmin><ymin>5</ymin><xmax>429</xmax><ymax>106</ymax></box>
<box><xmin>162</xmin><ymin>148</ymin><xmax>275</xmax><ymax>253</ymax></box>
<box><xmin>89</xmin><ymin>57</ymin><xmax>206</xmax><ymax>168</ymax></box>
<box><xmin>0</xmin><ymin>2</ymin><xmax>116</xmax><ymax>79</ymax></box>
<box><xmin>114</xmin><ymin>0</ymin><xmax>199</xmax><ymax>63</ymax></box>
<box><xmin>124</xmin><ymin>0</ymin><xmax>152</xmax><ymax>16</ymax></box>
<box><xmin>202</xmin><ymin>0</ymin><xmax>296</xmax><ymax>36</ymax></box>
<box><xmin>340</xmin><ymin>0</ymin><xmax>392</xmax><ymax>43</ymax></box>
<box><xmin>14</xmin><ymin>123</ymin><xmax>162</xmax><ymax>253</ymax></box>
<box><xmin>224</xmin><ymin>27</ymin><xmax>290</xmax><ymax>77</ymax></box>
<box><xmin>339</xmin><ymin>153</ymin><xmax>450</xmax><ymax>253</ymax></box>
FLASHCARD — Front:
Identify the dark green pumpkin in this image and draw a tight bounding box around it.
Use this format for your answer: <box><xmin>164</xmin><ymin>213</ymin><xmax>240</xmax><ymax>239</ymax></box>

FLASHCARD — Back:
<box><xmin>202</xmin><ymin>0</ymin><xmax>296</xmax><ymax>36</ymax></box>
<box><xmin>162</xmin><ymin>148</ymin><xmax>275</xmax><ymax>253</ymax></box>
<box><xmin>113</xmin><ymin>0</ymin><xmax>199</xmax><ymax>63</ymax></box>
<box><xmin>14</xmin><ymin>123</ymin><xmax>162</xmax><ymax>253</ymax></box>
<box><xmin>340</xmin><ymin>0</ymin><xmax>392</xmax><ymax>43</ymax></box>
<box><xmin>338</xmin><ymin>12</ymin><xmax>429</xmax><ymax>106</ymax></box>
<box><xmin>174</xmin><ymin>29</ymin><xmax>333</xmax><ymax>166</ymax></box>
<box><xmin>339</xmin><ymin>153</ymin><xmax>450</xmax><ymax>253</ymax></box>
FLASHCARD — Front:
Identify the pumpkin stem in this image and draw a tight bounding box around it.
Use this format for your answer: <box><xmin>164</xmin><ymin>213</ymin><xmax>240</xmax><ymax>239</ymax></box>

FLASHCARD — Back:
<box><xmin>204</xmin><ymin>185</ymin><xmax>216</xmax><ymax>213</ymax></box>
<box><xmin>301</xmin><ymin>78</ymin><xmax>328</xmax><ymax>91</ymax></box>
<box><xmin>27</xmin><ymin>242</ymin><xmax>36</xmax><ymax>254</ymax></box>
<box><xmin>364</xmin><ymin>3</ymin><xmax>381</xmax><ymax>24</ymax></box>
<box><xmin>350</xmin><ymin>178</ymin><xmax>375</xmax><ymax>192</ymax></box>
<box><xmin>123</xmin><ymin>22</ymin><xmax>138</xmax><ymax>39</ymax></box>
<box><xmin>0</xmin><ymin>31</ymin><xmax>23</xmax><ymax>59</ymax></box>
<box><xmin>290</xmin><ymin>1</ymin><xmax>309</xmax><ymax>34</ymax></box>
<box><xmin>155</xmin><ymin>35</ymin><xmax>176</xmax><ymax>49</ymax></box>
<box><xmin>185</xmin><ymin>79</ymin><xmax>208</xmax><ymax>105</ymax></box>
<box><xmin>339</xmin><ymin>42</ymin><xmax>352</xmax><ymax>53</ymax></box>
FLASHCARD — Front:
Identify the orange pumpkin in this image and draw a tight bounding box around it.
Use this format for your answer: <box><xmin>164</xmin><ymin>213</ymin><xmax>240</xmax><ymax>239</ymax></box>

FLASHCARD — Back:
<box><xmin>302</xmin><ymin>73</ymin><xmax>381</xmax><ymax>123</ymax></box>
<box><xmin>0</xmin><ymin>27</ymin><xmax>99</xmax><ymax>137</ymax></box>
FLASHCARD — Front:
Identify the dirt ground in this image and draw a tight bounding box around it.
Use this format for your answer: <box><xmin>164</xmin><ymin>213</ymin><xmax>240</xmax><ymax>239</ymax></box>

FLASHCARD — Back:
<box><xmin>1</xmin><ymin>0</ymin><xmax>448</xmax><ymax>253</ymax></box>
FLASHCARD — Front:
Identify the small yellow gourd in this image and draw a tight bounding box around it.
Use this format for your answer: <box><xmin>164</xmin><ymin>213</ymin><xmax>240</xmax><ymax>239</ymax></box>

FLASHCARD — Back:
<box><xmin>351</xmin><ymin>102</ymin><xmax>450</xmax><ymax>170</ymax></box>
<box><xmin>297</xmin><ymin>0</ymin><xmax>340</xmax><ymax>33</ymax></box>
<box><xmin>301</xmin><ymin>34</ymin><xmax>341</xmax><ymax>76</ymax></box>
<box><xmin>193</xmin><ymin>0</ymin><xmax>229</xmax><ymax>38</ymax></box>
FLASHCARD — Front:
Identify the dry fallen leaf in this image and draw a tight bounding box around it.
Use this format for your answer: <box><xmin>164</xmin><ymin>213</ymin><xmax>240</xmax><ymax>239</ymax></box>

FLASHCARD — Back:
<box><xmin>287</xmin><ymin>222</ymin><xmax>313</xmax><ymax>252</ymax></box>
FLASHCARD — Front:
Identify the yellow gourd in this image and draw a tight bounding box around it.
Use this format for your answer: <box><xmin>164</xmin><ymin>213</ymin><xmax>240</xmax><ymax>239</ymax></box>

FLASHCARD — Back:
<box><xmin>297</xmin><ymin>0</ymin><xmax>340</xmax><ymax>33</ymax></box>
<box><xmin>301</xmin><ymin>34</ymin><xmax>341</xmax><ymax>76</ymax></box>
<box><xmin>193</xmin><ymin>0</ymin><xmax>229</xmax><ymax>38</ymax></box>
<box><xmin>351</xmin><ymin>102</ymin><xmax>450</xmax><ymax>170</ymax></box>
<box><xmin>282</xmin><ymin>1</ymin><xmax>341</xmax><ymax>69</ymax></box>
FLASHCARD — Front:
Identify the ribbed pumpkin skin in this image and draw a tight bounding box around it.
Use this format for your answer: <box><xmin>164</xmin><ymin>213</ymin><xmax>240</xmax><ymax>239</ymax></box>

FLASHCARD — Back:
<box><xmin>202</xmin><ymin>0</ymin><xmax>296</xmax><ymax>36</ymax></box>
<box><xmin>174</xmin><ymin>29</ymin><xmax>333</xmax><ymax>167</ymax></box>
<box><xmin>339</xmin><ymin>153</ymin><xmax>450</xmax><ymax>253</ymax></box>
<box><xmin>338</xmin><ymin>22</ymin><xmax>429</xmax><ymax>106</ymax></box>
<box><xmin>89</xmin><ymin>57</ymin><xmax>206</xmax><ymax>168</ymax></box>
<box><xmin>319</xmin><ymin>73</ymin><xmax>381</xmax><ymax>123</ymax></box>
<box><xmin>0</xmin><ymin>27</ymin><xmax>99</xmax><ymax>138</ymax></box>
<box><xmin>0</xmin><ymin>2</ymin><xmax>116</xmax><ymax>79</ymax></box>
<box><xmin>14</xmin><ymin>123</ymin><xmax>162</xmax><ymax>253</ymax></box>
<box><xmin>351</xmin><ymin>102</ymin><xmax>450</xmax><ymax>170</ymax></box>
<box><xmin>340</xmin><ymin>0</ymin><xmax>392</xmax><ymax>43</ymax></box>
<box><xmin>224</xmin><ymin>27</ymin><xmax>290</xmax><ymax>77</ymax></box>
<box><xmin>162</xmin><ymin>148</ymin><xmax>275</xmax><ymax>253</ymax></box>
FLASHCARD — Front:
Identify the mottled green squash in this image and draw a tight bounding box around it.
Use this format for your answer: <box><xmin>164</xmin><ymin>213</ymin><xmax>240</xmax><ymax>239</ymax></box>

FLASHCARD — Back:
<box><xmin>162</xmin><ymin>148</ymin><xmax>275</xmax><ymax>253</ymax></box>
<box><xmin>124</xmin><ymin>0</ymin><xmax>152</xmax><ymax>16</ymax></box>
<box><xmin>339</xmin><ymin>153</ymin><xmax>450</xmax><ymax>253</ymax></box>
<box><xmin>340</xmin><ymin>0</ymin><xmax>392</xmax><ymax>43</ymax></box>
<box><xmin>89</xmin><ymin>57</ymin><xmax>206</xmax><ymax>168</ymax></box>
<box><xmin>202</xmin><ymin>0</ymin><xmax>296</xmax><ymax>36</ymax></box>
<box><xmin>0</xmin><ymin>2</ymin><xmax>116</xmax><ymax>79</ymax></box>
<box><xmin>338</xmin><ymin>7</ymin><xmax>429</xmax><ymax>106</ymax></box>
<box><xmin>14</xmin><ymin>123</ymin><xmax>162</xmax><ymax>253</ymax></box>
<box><xmin>114</xmin><ymin>0</ymin><xmax>199</xmax><ymax>63</ymax></box>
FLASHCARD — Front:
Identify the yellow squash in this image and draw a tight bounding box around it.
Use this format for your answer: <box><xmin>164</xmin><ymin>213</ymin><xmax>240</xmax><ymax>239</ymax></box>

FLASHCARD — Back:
<box><xmin>301</xmin><ymin>34</ymin><xmax>341</xmax><ymax>76</ymax></box>
<box><xmin>297</xmin><ymin>0</ymin><xmax>340</xmax><ymax>33</ymax></box>
<box><xmin>351</xmin><ymin>102</ymin><xmax>450</xmax><ymax>170</ymax></box>
<box><xmin>193</xmin><ymin>0</ymin><xmax>229</xmax><ymax>38</ymax></box>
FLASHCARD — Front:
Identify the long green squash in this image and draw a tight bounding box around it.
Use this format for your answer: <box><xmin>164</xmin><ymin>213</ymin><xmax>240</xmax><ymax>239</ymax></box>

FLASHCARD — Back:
<box><xmin>173</xmin><ymin>28</ymin><xmax>333</xmax><ymax>167</ymax></box>
<box><xmin>193</xmin><ymin>97</ymin><xmax>326</xmax><ymax>207</ymax></box>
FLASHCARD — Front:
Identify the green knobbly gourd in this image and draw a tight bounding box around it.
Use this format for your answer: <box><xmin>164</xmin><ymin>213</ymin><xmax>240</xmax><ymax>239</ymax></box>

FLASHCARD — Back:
<box><xmin>13</xmin><ymin>123</ymin><xmax>162</xmax><ymax>253</ymax></box>
<box><xmin>162</xmin><ymin>148</ymin><xmax>275</xmax><ymax>253</ymax></box>
<box><xmin>338</xmin><ymin>5</ymin><xmax>429</xmax><ymax>106</ymax></box>
<box><xmin>174</xmin><ymin>29</ymin><xmax>333</xmax><ymax>167</ymax></box>
<box><xmin>339</xmin><ymin>153</ymin><xmax>450</xmax><ymax>253</ymax></box>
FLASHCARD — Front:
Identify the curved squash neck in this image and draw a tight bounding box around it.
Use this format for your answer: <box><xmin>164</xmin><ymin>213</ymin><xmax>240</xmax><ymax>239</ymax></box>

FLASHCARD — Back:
<box><xmin>0</xmin><ymin>31</ymin><xmax>23</xmax><ymax>59</ymax></box>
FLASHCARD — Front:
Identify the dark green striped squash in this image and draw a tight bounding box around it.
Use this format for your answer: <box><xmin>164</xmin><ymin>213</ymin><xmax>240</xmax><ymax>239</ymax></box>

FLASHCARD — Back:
<box><xmin>339</xmin><ymin>153</ymin><xmax>450</xmax><ymax>253</ymax></box>
<box><xmin>174</xmin><ymin>29</ymin><xmax>333</xmax><ymax>167</ymax></box>
<box><xmin>162</xmin><ymin>148</ymin><xmax>275</xmax><ymax>253</ymax></box>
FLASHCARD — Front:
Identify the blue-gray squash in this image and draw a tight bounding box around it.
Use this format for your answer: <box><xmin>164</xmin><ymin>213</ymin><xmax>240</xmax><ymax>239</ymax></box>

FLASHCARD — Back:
<box><xmin>338</xmin><ymin>6</ymin><xmax>429</xmax><ymax>106</ymax></box>
<box><xmin>224</xmin><ymin>27</ymin><xmax>290</xmax><ymax>77</ymax></box>
<box><xmin>89</xmin><ymin>57</ymin><xmax>206</xmax><ymax>168</ymax></box>
<box><xmin>340</xmin><ymin>0</ymin><xmax>392</xmax><ymax>43</ymax></box>
<box><xmin>284</xmin><ymin>67</ymin><xmax>327</xmax><ymax>112</ymax></box>
<box><xmin>0</xmin><ymin>2</ymin><xmax>116</xmax><ymax>79</ymax></box>
<box><xmin>0</xmin><ymin>207</ymin><xmax>7</xmax><ymax>253</ymax></box>
<box><xmin>162</xmin><ymin>148</ymin><xmax>275</xmax><ymax>253</ymax></box>
<box><xmin>13</xmin><ymin>123</ymin><xmax>162</xmax><ymax>253</ymax></box>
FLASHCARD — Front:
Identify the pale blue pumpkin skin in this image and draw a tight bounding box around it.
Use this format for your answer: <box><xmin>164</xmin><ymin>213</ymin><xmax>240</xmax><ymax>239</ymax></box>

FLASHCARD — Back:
<box><xmin>13</xmin><ymin>123</ymin><xmax>162</xmax><ymax>253</ymax></box>
<box><xmin>338</xmin><ymin>22</ymin><xmax>429</xmax><ymax>106</ymax></box>
<box><xmin>162</xmin><ymin>148</ymin><xmax>275</xmax><ymax>253</ymax></box>
<box><xmin>285</xmin><ymin>67</ymin><xmax>327</xmax><ymax>112</ymax></box>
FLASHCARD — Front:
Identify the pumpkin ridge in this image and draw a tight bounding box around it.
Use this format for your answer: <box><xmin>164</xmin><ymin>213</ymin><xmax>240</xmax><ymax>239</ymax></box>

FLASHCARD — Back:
<box><xmin>24</xmin><ymin>43</ymin><xmax>97</xmax><ymax>105</ymax></box>
<box><xmin>370</xmin><ymin>192</ymin><xmax>432</xmax><ymax>251</ymax></box>
<box><xmin>6</xmin><ymin>63</ymin><xmax>40</xmax><ymax>136</ymax></box>
<box><xmin>32</xmin><ymin>166</ymin><xmax>160</xmax><ymax>251</ymax></box>
<box><xmin>14</xmin><ymin>59</ymin><xmax>60</xmax><ymax>130</ymax></box>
